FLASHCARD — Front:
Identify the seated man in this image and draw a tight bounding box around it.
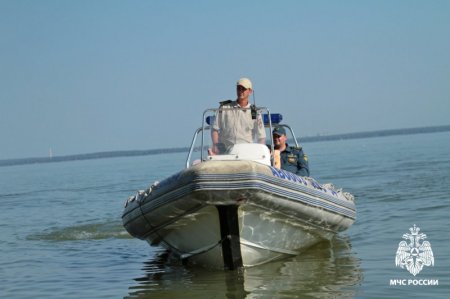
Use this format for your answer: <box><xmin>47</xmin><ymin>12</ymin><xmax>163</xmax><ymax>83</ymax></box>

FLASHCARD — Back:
<box><xmin>210</xmin><ymin>78</ymin><xmax>266</xmax><ymax>155</ymax></box>
<box><xmin>272</xmin><ymin>126</ymin><xmax>310</xmax><ymax>177</ymax></box>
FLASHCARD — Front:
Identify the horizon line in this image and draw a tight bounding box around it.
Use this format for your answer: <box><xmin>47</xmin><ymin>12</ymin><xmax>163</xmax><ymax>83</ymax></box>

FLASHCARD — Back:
<box><xmin>1</xmin><ymin>124</ymin><xmax>449</xmax><ymax>167</ymax></box>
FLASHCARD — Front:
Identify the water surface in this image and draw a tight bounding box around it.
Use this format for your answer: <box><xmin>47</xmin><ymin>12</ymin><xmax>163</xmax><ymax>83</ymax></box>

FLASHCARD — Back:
<box><xmin>1</xmin><ymin>132</ymin><xmax>449</xmax><ymax>298</ymax></box>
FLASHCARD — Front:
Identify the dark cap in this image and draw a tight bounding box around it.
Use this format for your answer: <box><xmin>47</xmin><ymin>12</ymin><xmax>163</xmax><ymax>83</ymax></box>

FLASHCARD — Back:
<box><xmin>272</xmin><ymin>126</ymin><xmax>286</xmax><ymax>136</ymax></box>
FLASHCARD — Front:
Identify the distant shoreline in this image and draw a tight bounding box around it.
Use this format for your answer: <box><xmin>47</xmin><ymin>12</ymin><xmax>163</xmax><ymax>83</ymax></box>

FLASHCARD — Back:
<box><xmin>1</xmin><ymin>125</ymin><xmax>449</xmax><ymax>167</ymax></box>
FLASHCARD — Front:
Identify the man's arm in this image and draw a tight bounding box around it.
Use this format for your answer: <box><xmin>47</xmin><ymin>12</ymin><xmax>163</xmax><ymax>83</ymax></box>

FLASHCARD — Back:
<box><xmin>296</xmin><ymin>150</ymin><xmax>310</xmax><ymax>177</ymax></box>
<box><xmin>255</xmin><ymin>113</ymin><xmax>266</xmax><ymax>144</ymax></box>
<box><xmin>210</xmin><ymin>129</ymin><xmax>220</xmax><ymax>154</ymax></box>
<box><xmin>212</xmin><ymin>129</ymin><xmax>219</xmax><ymax>145</ymax></box>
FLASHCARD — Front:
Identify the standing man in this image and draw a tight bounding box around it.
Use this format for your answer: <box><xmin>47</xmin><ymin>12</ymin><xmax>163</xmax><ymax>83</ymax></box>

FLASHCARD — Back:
<box><xmin>210</xmin><ymin>78</ymin><xmax>266</xmax><ymax>155</ymax></box>
<box><xmin>272</xmin><ymin>126</ymin><xmax>310</xmax><ymax>177</ymax></box>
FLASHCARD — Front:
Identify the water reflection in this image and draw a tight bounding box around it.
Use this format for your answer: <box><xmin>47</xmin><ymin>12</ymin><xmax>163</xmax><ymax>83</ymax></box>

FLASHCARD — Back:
<box><xmin>125</xmin><ymin>236</ymin><xmax>362</xmax><ymax>298</ymax></box>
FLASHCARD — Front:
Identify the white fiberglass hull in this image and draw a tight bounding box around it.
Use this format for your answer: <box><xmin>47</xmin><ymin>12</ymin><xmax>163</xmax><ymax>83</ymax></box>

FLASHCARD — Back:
<box><xmin>122</xmin><ymin>160</ymin><xmax>355</xmax><ymax>269</ymax></box>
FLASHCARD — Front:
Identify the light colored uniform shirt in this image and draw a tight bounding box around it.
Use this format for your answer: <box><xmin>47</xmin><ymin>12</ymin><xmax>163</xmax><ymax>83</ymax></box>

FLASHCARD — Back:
<box><xmin>212</xmin><ymin>101</ymin><xmax>266</xmax><ymax>151</ymax></box>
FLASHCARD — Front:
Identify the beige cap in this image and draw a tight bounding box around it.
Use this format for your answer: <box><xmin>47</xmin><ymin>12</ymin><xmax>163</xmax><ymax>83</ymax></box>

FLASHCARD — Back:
<box><xmin>236</xmin><ymin>77</ymin><xmax>252</xmax><ymax>90</ymax></box>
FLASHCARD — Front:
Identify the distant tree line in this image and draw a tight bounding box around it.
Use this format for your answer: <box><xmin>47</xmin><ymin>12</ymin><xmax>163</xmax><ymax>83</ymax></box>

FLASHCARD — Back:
<box><xmin>1</xmin><ymin>125</ymin><xmax>449</xmax><ymax>167</ymax></box>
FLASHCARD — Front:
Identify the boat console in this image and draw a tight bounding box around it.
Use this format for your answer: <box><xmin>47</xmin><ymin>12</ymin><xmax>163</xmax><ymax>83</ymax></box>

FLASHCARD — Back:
<box><xmin>186</xmin><ymin>107</ymin><xmax>298</xmax><ymax>168</ymax></box>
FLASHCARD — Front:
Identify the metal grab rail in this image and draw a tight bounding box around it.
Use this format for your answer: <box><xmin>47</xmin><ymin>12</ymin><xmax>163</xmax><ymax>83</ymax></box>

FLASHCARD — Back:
<box><xmin>186</xmin><ymin>107</ymin><xmax>298</xmax><ymax>168</ymax></box>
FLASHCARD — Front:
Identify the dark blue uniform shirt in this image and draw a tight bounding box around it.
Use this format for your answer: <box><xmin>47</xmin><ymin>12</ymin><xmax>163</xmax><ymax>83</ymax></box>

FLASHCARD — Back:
<box><xmin>280</xmin><ymin>144</ymin><xmax>310</xmax><ymax>177</ymax></box>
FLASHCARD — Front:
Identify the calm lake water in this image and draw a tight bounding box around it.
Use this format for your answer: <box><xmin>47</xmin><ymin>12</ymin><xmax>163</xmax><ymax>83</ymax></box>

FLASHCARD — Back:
<box><xmin>1</xmin><ymin>132</ymin><xmax>450</xmax><ymax>298</ymax></box>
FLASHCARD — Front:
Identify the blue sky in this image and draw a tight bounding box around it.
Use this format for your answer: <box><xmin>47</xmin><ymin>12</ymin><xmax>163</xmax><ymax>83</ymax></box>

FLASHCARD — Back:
<box><xmin>1</xmin><ymin>0</ymin><xmax>449</xmax><ymax>159</ymax></box>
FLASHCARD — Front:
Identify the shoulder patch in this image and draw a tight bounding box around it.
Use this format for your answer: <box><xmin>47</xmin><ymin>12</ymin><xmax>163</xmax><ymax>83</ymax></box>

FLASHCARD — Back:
<box><xmin>287</xmin><ymin>154</ymin><xmax>297</xmax><ymax>164</ymax></box>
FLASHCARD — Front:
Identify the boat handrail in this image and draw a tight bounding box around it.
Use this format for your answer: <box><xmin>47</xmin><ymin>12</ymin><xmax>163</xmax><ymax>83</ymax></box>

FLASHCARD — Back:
<box><xmin>185</xmin><ymin>107</ymin><xmax>300</xmax><ymax>168</ymax></box>
<box><xmin>186</xmin><ymin>127</ymin><xmax>203</xmax><ymax>168</ymax></box>
<box><xmin>201</xmin><ymin>107</ymin><xmax>274</xmax><ymax>165</ymax></box>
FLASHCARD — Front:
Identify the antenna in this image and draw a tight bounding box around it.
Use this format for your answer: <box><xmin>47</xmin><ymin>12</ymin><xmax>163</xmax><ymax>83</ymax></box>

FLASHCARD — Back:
<box><xmin>251</xmin><ymin>88</ymin><xmax>257</xmax><ymax>119</ymax></box>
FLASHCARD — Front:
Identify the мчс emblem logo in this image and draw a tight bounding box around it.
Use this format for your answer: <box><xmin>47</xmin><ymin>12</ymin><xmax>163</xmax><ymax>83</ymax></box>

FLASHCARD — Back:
<box><xmin>395</xmin><ymin>224</ymin><xmax>434</xmax><ymax>276</ymax></box>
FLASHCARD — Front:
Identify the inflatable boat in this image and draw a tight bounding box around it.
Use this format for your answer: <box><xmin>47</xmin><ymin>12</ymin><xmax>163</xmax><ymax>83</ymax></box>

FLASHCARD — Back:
<box><xmin>122</xmin><ymin>108</ymin><xmax>356</xmax><ymax>269</ymax></box>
